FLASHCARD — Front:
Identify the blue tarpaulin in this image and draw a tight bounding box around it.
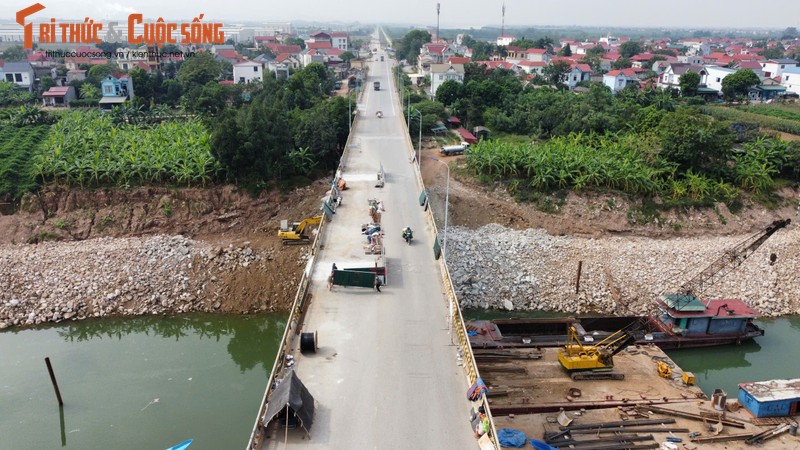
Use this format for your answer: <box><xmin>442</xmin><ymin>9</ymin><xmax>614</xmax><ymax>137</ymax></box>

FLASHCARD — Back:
<box><xmin>467</xmin><ymin>330</ymin><xmax>478</xmax><ymax>337</ymax></box>
<box><xmin>497</xmin><ymin>428</ymin><xmax>526</xmax><ymax>448</ymax></box>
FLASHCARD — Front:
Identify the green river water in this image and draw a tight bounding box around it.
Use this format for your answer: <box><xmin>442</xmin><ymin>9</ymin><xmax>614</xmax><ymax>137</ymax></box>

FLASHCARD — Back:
<box><xmin>0</xmin><ymin>313</ymin><xmax>286</xmax><ymax>450</ymax></box>
<box><xmin>2</xmin><ymin>312</ymin><xmax>797</xmax><ymax>449</ymax></box>
<box><xmin>462</xmin><ymin>311</ymin><xmax>800</xmax><ymax>399</ymax></box>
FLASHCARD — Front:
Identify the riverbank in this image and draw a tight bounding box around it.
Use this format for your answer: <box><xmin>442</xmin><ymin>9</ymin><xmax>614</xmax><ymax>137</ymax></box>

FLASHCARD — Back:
<box><xmin>0</xmin><ymin>234</ymin><xmax>310</xmax><ymax>329</ymax></box>
<box><xmin>448</xmin><ymin>224</ymin><xmax>799</xmax><ymax>317</ymax></box>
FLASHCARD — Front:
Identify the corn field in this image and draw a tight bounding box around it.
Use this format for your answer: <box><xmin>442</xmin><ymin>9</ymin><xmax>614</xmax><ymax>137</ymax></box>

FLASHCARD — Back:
<box><xmin>33</xmin><ymin>111</ymin><xmax>218</xmax><ymax>187</ymax></box>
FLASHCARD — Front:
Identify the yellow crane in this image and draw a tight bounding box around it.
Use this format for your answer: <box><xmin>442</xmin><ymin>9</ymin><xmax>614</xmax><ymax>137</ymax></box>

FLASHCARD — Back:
<box><xmin>278</xmin><ymin>215</ymin><xmax>322</xmax><ymax>245</ymax></box>
<box><xmin>558</xmin><ymin>326</ymin><xmax>636</xmax><ymax>380</ymax></box>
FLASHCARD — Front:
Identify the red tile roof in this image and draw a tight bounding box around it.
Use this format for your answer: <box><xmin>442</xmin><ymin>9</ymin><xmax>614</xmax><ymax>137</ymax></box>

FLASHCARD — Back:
<box><xmin>447</xmin><ymin>56</ymin><xmax>471</xmax><ymax>64</ymax></box>
<box><xmin>43</xmin><ymin>86</ymin><xmax>71</xmax><ymax>96</ymax></box>
<box><xmin>256</xmin><ymin>36</ymin><xmax>277</xmax><ymax>42</ymax></box>
<box><xmin>456</xmin><ymin>128</ymin><xmax>478</xmax><ymax>144</ymax></box>
<box><xmin>266</xmin><ymin>44</ymin><xmax>302</xmax><ymax>55</ymax></box>
<box><xmin>605</xmin><ymin>68</ymin><xmax>639</xmax><ymax>77</ymax></box>
<box><xmin>307</xmin><ymin>42</ymin><xmax>332</xmax><ymax>50</ymax></box>
<box><xmin>330</xmin><ymin>32</ymin><xmax>348</xmax><ymax>38</ymax></box>
<box><xmin>526</xmin><ymin>48</ymin><xmax>548</xmax><ymax>55</ymax></box>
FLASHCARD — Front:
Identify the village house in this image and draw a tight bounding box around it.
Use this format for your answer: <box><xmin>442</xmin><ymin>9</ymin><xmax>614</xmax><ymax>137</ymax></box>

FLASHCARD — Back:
<box><xmin>565</xmin><ymin>64</ymin><xmax>593</xmax><ymax>89</ymax></box>
<box><xmin>429</xmin><ymin>63</ymin><xmax>465</xmax><ymax>98</ymax></box>
<box><xmin>761</xmin><ymin>59</ymin><xmax>799</xmax><ymax>79</ymax></box>
<box><xmin>330</xmin><ymin>32</ymin><xmax>349</xmax><ymax>51</ymax></box>
<box><xmin>99</xmin><ymin>74</ymin><xmax>134</xmax><ymax>110</ymax></box>
<box><xmin>603</xmin><ymin>68</ymin><xmax>639</xmax><ymax>92</ymax></box>
<box><xmin>66</xmin><ymin>69</ymin><xmax>86</xmax><ymax>83</ymax></box>
<box><xmin>780</xmin><ymin>66</ymin><xmax>800</xmax><ymax>95</ymax></box>
<box><xmin>42</xmin><ymin>86</ymin><xmax>76</xmax><ymax>107</ymax></box>
<box><xmin>233</xmin><ymin>61</ymin><xmax>265</xmax><ymax>84</ymax></box>
<box><xmin>701</xmin><ymin>65</ymin><xmax>737</xmax><ymax>93</ymax></box>
<box><xmin>0</xmin><ymin>61</ymin><xmax>35</xmax><ymax>92</ymax></box>
<box><xmin>658</xmin><ymin>63</ymin><xmax>704</xmax><ymax>91</ymax></box>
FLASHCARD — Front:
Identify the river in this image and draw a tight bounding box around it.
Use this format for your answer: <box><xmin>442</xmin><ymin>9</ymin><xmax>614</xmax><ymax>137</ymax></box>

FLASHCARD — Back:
<box><xmin>462</xmin><ymin>310</ymin><xmax>800</xmax><ymax>399</ymax></box>
<box><xmin>0</xmin><ymin>313</ymin><xmax>286</xmax><ymax>450</ymax></box>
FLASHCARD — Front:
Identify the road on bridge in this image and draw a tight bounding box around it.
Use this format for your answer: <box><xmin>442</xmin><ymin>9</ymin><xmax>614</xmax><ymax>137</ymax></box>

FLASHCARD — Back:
<box><xmin>264</xmin><ymin>32</ymin><xmax>476</xmax><ymax>449</ymax></box>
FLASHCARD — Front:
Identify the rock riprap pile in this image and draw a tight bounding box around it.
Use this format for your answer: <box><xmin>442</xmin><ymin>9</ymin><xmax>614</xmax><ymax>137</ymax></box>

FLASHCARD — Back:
<box><xmin>447</xmin><ymin>224</ymin><xmax>800</xmax><ymax>317</ymax></box>
<box><xmin>0</xmin><ymin>235</ymin><xmax>280</xmax><ymax>329</ymax></box>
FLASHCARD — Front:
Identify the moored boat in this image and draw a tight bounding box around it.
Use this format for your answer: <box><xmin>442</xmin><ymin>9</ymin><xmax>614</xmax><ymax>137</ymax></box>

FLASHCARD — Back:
<box><xmin>468</xmin><ymin>296</ymin><xmax>764</xmax><ymax>350</ymax></box>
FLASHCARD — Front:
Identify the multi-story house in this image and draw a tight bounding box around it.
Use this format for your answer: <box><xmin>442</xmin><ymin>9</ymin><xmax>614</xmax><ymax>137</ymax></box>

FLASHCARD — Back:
<box><xmin>233</xmin><ymin>61</ymin><xmax>265</xmax><ymax>84</ymax></box>
<box><xmin>430</xmin><ymin>63</ymin><xmax>464</xmax><ymax>98</ymax></box>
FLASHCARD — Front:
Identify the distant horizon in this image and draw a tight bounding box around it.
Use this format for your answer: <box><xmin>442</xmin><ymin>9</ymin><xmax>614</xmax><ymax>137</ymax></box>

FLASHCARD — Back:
<box><xmin>4</xmin><ymin>0</ymin><xmax>800</xmax><ymax>30</ymax></box>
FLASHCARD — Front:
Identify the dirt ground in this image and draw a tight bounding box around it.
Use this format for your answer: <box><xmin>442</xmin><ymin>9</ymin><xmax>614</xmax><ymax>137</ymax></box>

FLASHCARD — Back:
<box><xmin>0</xmin><ymin>182</ymin><xmax>330</xmax><ymax>313</ymax></box>
<box><xmin>419</xmin><ymin>140</ymin><xmax>800</xmax><ymax>238</ymax></box>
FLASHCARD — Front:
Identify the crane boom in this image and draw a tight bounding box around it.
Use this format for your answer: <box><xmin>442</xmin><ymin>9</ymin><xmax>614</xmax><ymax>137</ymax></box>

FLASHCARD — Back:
<box><xmin>677</xmin><ymin>219</ymin><xmax>790</xmax><ymax>297</ymax></box>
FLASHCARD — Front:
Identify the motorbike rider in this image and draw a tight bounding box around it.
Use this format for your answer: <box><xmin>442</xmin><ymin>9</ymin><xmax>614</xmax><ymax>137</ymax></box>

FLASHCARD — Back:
<box><xmin>402</xmin><ymin>226</ymin><xmax>413</xmax><ymax>241</ymax></box>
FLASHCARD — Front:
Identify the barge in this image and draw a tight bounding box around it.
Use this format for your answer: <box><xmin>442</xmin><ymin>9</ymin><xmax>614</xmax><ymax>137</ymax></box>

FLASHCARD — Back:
<box><xmin>468</xmin><ymin>295</ymin><xmax>764</xmax><ymax>350</ymax></box>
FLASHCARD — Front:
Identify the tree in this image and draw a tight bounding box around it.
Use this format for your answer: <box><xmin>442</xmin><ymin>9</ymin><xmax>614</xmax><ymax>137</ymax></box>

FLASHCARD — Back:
<box><xmin>509</xmin><ymin>38</ymin><xmax>536</xmax><ymax>50</ymax></box>
<box><xmin>543</xmin><ymin>60</ymin><xmax>571</xmax><ymax>87</ymax></box>
<box><xmin>129</xmin><ymin>68</ymin><xmax>154</xmax><ymax>107</ymax></box>
<box><xmin>657</xmin><ymin>108</ymin><xmax>733</xmax><ymax>171</ymax></box>
<box><xmin>782</xmin><ymin>27</ymin><xmax>799</xmax><ymax>40</ymax></box>
<box><xmin>177</xmin><ymin>52</ymin><xmax>222</xmax><ymax>88</ymax></box>
<box><xmin>40</xmin><ymin>76</ymin><xmax>55</xmax><ymax>93</ymax></box>
<box><xmin>87</xmin><ymin>63</ymin><xmax>117</xmax><ymax>86</ymax></box>
<box><xmin>286</xmin><ymin>37</ymin><xmax>306</xmax><ymax>50</ymax></box>
<box><xmin>678</xmin><ymin>71</ymin><xmax>701</xmax><ymax>97</ymax></box>
<box><xmin>435</xmin><ymin>80</ymin><xmax>465</xmax><ymax>106</ymax></box>
<box><xmin>721</xmin><ymin>69</ymin><xmax>760</xmax><ymax>101</ymax></box>
<box><xmin>586</xmin><ymin>45</ymin><xmax>606</xmax><ymax>57</ymax></box>
<box><xmin>340</xmin><ymin>51</ymin><xmax>355</xmax><ymax>63</ymax></box>
<box><xmin>395</xmin><ymin>29</ymin><xmax>431</xmax><ymax>63</ymax></box>
<box><xmin>80</xmin><ymin>84</ymin><xmax>101</xmax><ymax>100</ymax></box>
<box><xmin>619</xmin><ymin>41</ymin><xmax>644</xmax><ymax>58</ymax></box>
<box><xmin>611</xmin><ymin>57</ymin><xmax>632</xmax><ymax>70</ymax></box>
<box><xmin>762</xmin><ymin>47</ymin><xmax>785</xmax><ymax>59</ymax></box>
<box><xmin>559</xmin><ymin>43</ymin><xmax>572</xmax><ymax>57</ymax></box>
<box><xmin>580</xmin><ymin>54</ymin><xmax>603</xmax><ymax>74</ymax></box>
<box><xmin>470</xmin><ymin>40</ymin><xmax>493</xmax><ymax>61</ymax></box>
<box><xmin>96</xmin><ymin>42</ymin><xmax>119</xmax><ymax>54</ymax></box>
<box><xmin>2</xmin><ymin>45</ymin><xmax>26</xmax><ymax>61</ymax></box>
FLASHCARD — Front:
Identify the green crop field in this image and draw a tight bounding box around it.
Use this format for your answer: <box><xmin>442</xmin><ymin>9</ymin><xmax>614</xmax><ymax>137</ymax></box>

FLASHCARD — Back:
<box><xmin>33</xmin><ymin>111</ymin><xmax>218</xmax><ymax>188</ymax></box>
<box><xmin>0</xmin><ymin>124</ymin><xmax>49</xmax><ymax>201</ymax></box>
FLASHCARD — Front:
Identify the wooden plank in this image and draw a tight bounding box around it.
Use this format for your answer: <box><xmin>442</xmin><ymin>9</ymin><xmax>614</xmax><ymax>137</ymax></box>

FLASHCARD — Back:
<box><xmin>636</xmin><ymin>405</ymin><xmax>745</xmax><ymax>428</ymax></box>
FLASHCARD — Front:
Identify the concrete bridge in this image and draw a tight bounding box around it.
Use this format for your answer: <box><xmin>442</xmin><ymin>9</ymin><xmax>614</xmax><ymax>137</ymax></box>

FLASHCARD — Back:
<box><xmin>248</xmin><ymin>29</ymin><xmax>495</xmax><ymax>450</ymax></box>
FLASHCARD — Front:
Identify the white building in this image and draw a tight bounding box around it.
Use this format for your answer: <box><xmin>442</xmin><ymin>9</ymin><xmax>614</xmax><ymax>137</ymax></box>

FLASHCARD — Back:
<box><xmin>430</xmin><ymin>63</ymin><xmax>465</xmax><ymax>98</ymax></box>
<box><xmin>701</xmin><ymin>65</ymin><xmax>737</xmax><ymax>93</ymax></box>
<box><xmin>233</xmin><ymin>61</ymin><xmax>264</xmax><ymax>84</ymax></box>
<box><xmin>780</xmin><ymin>66</ymin><xmax>800</xmax><ymax>95</ymax></box>
<box><xmin>603</xmin><ymin>68</ymin><xmax>639</xmax><ymax>92</ymax></box>
<box><xmin>330</xmin><ymin>33</ymin><xmax>349</xmax><ymax>51</ymax></box>
<box><xmin>0</xmin><ymin>61</ymin><xmax>35</xmax><ymax>92</ymax></box>
<box><xmin>496</xmin><ymin>35</ymin><xmax>515</xmax><ymax>46</ymax></box>
<box><xmin>761</xmin><ymin>59</ymin><xmax>799</xmax><ymax>79</ymax></box>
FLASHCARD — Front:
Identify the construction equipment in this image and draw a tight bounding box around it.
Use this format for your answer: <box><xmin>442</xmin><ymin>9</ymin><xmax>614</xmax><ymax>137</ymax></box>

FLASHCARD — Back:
<box><xmin>278</xmin><ymin>215</ymin><xmax>322</xmax><ymax>245</ymax></box>
<box><xmin>558</xmin><ymin>326</ymin><xmax>636</xmax><ymax>380</ymax></box>
<box><xmin>671</xmin><ymin>219</ymin><xmax>790</xmax><ymax>300</ymax></box>
<box><xmin>657</xmin><ymin>361</ymin><xmax>672</xmax><ymax>378</ymax></box>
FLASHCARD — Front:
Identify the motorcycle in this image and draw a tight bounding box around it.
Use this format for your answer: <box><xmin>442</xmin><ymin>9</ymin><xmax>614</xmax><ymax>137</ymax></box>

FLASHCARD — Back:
<box><xmin>376</xmin><ymin>111</ymin><xmax>383</xmax><ymax>119</ymax></box>
<box><xmin>402</xmin><ymin>228</ymin><xmax>413</xmax><ymax>244</ymax></box>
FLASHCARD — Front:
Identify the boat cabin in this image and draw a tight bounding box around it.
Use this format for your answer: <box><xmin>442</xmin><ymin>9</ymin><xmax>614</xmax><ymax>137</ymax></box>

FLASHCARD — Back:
<box><xmin>655</xmin><ymin>294</ymin><xmax>758</xmax><ymax>337</ymax></box>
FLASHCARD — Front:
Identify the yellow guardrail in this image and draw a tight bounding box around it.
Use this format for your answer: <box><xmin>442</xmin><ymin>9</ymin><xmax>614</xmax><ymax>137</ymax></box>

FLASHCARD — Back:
<box><xmin>393</xmin><ymin>64</ymin><xmax>500</xmax><ymax>449</ymax></box>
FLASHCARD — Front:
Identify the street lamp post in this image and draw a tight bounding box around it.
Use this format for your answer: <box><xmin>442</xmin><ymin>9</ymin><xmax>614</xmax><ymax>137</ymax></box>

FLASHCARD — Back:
<box><xmin>427</xmin><ymin>157</ymin><xmax>449</xmax><ymax>262</ymax></box>
<box><xmin>411</xmin><ymin>109</ymin><xmax>422</xmax><ymax>166</ymax></box>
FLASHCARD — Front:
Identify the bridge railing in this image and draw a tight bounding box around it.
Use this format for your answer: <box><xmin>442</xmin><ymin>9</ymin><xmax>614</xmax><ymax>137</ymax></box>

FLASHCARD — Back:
<box><xmin>246</xmin><ymin>86</ymin><xmax>366</xmax><ymax>450</ymax></box>
<box><xmin>393</xmin><ymin>62</ymin><xmax>500</xmax><ymax>449</ymax></box>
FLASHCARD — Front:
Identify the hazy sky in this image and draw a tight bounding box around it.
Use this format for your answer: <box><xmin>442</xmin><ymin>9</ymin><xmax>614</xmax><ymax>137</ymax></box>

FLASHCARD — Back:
<box><xmin>6</xmin><ymin>0</ymin><xmax>800</xmax><ymax>29</ymax></box>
